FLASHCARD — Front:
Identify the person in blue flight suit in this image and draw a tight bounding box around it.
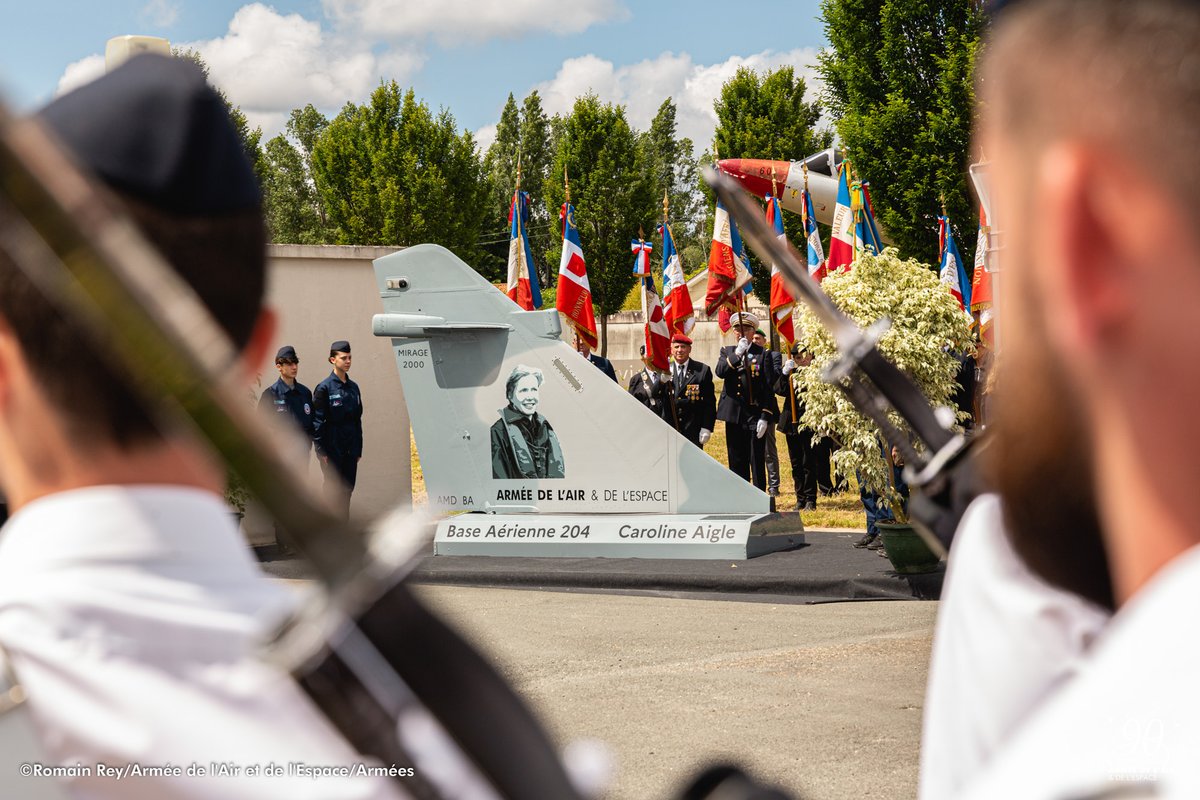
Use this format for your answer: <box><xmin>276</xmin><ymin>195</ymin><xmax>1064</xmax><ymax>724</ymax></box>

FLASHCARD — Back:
<box><xmin>573</xmin><ymin>333</ymin><xmax>617</xmax><ymax>382</ymax></box>
<box><xmin>313</xmin><ymin>340</ymin><xmax>363</xmax><ymax>518</ymax></box>
<box><xmin>256</xmin><ymin>345</ymin><xmax>314</xmax><ymax>446</ymax></box>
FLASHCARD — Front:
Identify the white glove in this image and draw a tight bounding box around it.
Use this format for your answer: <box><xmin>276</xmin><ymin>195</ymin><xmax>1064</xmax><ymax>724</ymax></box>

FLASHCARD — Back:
<box><xmin>755</xmin><ymin>419</ymin><xmax>768</xmax><ymax>439</ymax></box>
<box><xmin>699</xmin><ymin>428</ymin><xmax>712</xmax><ymax>445</ymax></box>
<box><xmin>734</xmin><ymin>338</ymin><xmax>750</xmax><ymax>357</ymax></box>
<box><xmin>783</xmin><ymin>359</ymin><xmax>796</xmax><ymax>375</ymax></box>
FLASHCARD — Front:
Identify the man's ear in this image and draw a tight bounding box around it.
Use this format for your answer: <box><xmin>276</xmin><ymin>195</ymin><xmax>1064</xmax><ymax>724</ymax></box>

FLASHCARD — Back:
<box><xmin>240</xmin><ymin>307</ymin><xmax>277</xmax><ymax>379</ymax></box>
<box><xmin>1038</xmin><ymin>146</ymin><xmax>1141</xmax><ymax>359</ymax></box>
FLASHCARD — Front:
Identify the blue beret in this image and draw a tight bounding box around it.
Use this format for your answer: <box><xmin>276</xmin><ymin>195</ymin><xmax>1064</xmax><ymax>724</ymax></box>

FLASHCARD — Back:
<box><xmin>330</xmin><ymin>340</ymin><xmax>351</xmax><ymax>354</ymax></box>
<box><xmin>275</xmin><ymin>345</ymin><xmax>297</xmax><ymax>361</ymax></box>
<box><xmin>38</xmin><ymin>53</ymin><xmax>261</xmax><ymax>215</ymax></box>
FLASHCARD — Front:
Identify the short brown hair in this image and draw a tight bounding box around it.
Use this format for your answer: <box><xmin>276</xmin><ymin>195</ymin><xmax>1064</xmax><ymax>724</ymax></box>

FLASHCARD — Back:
<box><xmin>984</xmin><ymin>0</ymin><xmax>1200</xmax><ymax>206</ymax></box>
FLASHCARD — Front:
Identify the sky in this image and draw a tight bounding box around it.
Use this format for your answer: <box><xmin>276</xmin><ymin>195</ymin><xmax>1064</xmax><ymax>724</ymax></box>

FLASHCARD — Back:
<box><xmin>1</xmin><ymin>0</ymin><xmax>830</xmax><ymax>151</ymax></box>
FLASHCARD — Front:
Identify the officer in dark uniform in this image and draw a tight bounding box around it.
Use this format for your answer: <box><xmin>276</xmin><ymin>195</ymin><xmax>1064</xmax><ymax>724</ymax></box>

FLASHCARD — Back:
<box><xmin>627</xmin><ymin>345</ymin><xmax>662</xmax><ymax>412</ymax></box>
<box><xmin>774</xmin><ymin>344</ymin><xmax>818</xmax><ymax>511</ymax></box>
<box><xmin>715</xmin><ymin>312</ymin><xmax>779</xmax><ymax>490</ymax></box>
<box><xmin>574</xmin><ymin>333</ymin><xmax>617</xmax><ymax>382</ymax></box>
<box><xmin>256</xmin><ymin>345</ymin><xmax>314</xmax><ymax>447</ymax></box>
<box><xmin>313</xmin><ymin>340</ymin><xmax>363</xmax><ymax>518</ymax></box>
<box><xmin>657</xmin><ymin>333</ymin><xmax>716</xmax><ymax>448</ymax></box>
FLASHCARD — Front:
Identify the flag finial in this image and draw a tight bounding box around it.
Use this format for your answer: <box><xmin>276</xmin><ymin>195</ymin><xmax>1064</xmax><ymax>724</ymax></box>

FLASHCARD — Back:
<box><xmin>663</xmin><ymin>188</ymin><xmax>669</xmax><ymax>224</ymax></box>
<box><xmin>564</xmin><ymin>167</ymin><xmax>570</xmax><ymax>205</ymax></box>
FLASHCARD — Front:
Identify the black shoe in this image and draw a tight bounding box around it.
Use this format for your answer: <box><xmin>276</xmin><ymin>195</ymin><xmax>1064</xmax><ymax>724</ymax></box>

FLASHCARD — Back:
<box><xmin>854</xmin><ymin>532</ymin><xmax>877</xmax><ymax>548</ymax></box>
<box><xmin>803</xmin><ymin>500</ymin><xmax>816</xmax><ymax>511</ymax></box>
<box><xmin>867</xmin><ymin>536</ymin><xmax>885</xmax><ymax>551</ymax></box>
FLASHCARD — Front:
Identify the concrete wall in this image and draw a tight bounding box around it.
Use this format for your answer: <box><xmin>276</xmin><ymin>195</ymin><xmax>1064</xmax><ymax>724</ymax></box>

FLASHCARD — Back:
<box><xmin>242</xmin><ymin>244</ymin><xmax>411</xmax><ymax>544</ymax></box>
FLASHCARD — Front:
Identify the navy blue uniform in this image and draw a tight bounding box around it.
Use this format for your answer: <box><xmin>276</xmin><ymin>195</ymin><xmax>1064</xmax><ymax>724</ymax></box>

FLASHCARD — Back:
<box><xmin>256</xmin><ymin>377</ymin><xmax>315</xmax><ymax>450</ymax></box>
<box><xmin>313</xmin><ymin>372</ymin><xmax>363</xmax><ymax>512</ymax></box>
<box><xmin>715</xmin><ymin>343</ymin><xmax>779</xmax><ymax>490</ymax></box>
<box><xmin>587</xmin><ymin>353</ymin><xmax>617</xmax><ymax>382</ymax></box>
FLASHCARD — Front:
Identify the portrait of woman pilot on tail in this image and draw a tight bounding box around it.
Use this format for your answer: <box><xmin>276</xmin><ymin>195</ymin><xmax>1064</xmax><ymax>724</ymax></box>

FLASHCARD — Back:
<box><xmin>490</xmin><ymin>364</ymin><xmax>566</xmax><ymax>479</ymax></box>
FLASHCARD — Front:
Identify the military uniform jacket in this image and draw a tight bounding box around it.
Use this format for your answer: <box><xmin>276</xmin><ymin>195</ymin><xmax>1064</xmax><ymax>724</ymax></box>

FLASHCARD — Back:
<box><xmin>715</xmin><ymin>343</ymin><xmax>779</xmax><ymax>429</ymax></box>
<box><xmin>587</xmin><ymin>353</ymin><xmax>618</xmax><ymax>382</ymax></box>
<box><xmin>628</xmin><ymin>369</ymin><xmax>661</xmax><ymax>411</ymax></box>
<box><xmin>773</xmin><ymin>370</ymin><xmax>808</xmax><ymax>436</ymax></box>
<box><xmin>313</xmin><ymin>372</ymin><xmax>363</xmax><ymax>460</ymax></box>
<box><xmin>657</xmin><ymin>359</ymin><xmax>717</xmax><ymax>443</ymax></box>
<box><xmin>257</xmin><ymin>377</ymin><xmax>315</xmax><ymax>447</ymax></box>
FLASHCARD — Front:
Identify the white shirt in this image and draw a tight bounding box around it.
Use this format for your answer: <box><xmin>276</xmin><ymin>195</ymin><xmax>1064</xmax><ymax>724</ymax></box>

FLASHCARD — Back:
<box><xmin>961</xmin><ymin>542</ymin><xmax>1200</xmax><ymax>798</ymax></box>
<box><xmin>920</xmin><ymin>494</ymin><xmax>1110</xmax><ymax>800</ymax></box>
<box><xmin>671</xmin><ymin>360</ymin><xmax>690</xmax><ymax>380</ymax></box>
<box><xmin>0</xmin><ymin>485</ymin><xmax>405</xmax><ymax>800</ymax></box>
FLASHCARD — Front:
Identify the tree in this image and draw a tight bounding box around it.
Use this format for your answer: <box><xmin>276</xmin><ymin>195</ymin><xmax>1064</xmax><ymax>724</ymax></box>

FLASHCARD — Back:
<box><xmin>260</xmin><ymin>105</ymin><xmax>336</xmax><ymax>244</ymax></box>
<box><xmin>817</xmin><ymin>0</ymin><xmax>985</xmax><ymax>265</ymax></box>
<box><xmin>481</xmin><ymin>92</ymin><xmax>555</xmax><ymax>282</ymax></box>
<box><xmin>309</xmin><ymin>82</ymin><xmax>489</xmax><ymax>263</ymax></box>
<box><xmin>544</xmin><ymin>95</ymin><xmax>656</xmax><ymax>355</ymax></box>
<box><xmin>709</xmin><ymin>67</ymin><xmax>833</xmax><ymax>306</ymax></box>
<box><xmin>640</xmin><ymin>99</ymin><xmax>704</xmax><ymax>266</ymax></box>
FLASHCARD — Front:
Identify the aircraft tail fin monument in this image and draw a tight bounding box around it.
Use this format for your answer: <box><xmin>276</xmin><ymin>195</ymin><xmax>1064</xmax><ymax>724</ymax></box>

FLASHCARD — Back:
<box><xmin>372</xmin><ymin>245</ymin><xmax>796</xmax><ymax>559</ymax></box>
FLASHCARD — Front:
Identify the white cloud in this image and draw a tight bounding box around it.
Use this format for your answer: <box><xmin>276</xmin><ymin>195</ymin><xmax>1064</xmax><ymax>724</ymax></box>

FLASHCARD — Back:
<box><xmin>475</xmin><ymin>123</ymin><xmax>498</xmax><ymax>151</ymax></box>
<box><xmin>532</xmin><ymin>48</ymin><xmax>828</xmax><ymax>155</ymax></box>
<box><xmin>55</xmin><ymin>54</ymin><xmax>106</xmax><ymax>97</ymax></box>
<box><xmin>322</xmin><ymin>0</ymin><xmax>628</xmax><ymax>44</ymax></box>
<box><xmin>177</xmin><ymin>3</ymin><xmax>421</xmax><ymax>138</ymax></box>
<box><xmin>139</xmin><ymin>0</ymin><xmax>181</xmax><ymax>28</ymax></box>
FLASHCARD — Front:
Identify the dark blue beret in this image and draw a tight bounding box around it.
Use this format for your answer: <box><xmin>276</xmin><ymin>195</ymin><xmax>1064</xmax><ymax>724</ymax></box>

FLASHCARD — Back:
<box><xmin>330</xmin><ymin>340</ymin><xmax>351</xmax><ymax>354</ymax></box>
<box><xmin>38</xmin><ymin>53</ymin><xmax>260</xmax><ymax>215</ymax></box>
<box><xmin>275</xmin><ymin>345</ymin><xmax>297</xmax><ymax>361</ymax></box>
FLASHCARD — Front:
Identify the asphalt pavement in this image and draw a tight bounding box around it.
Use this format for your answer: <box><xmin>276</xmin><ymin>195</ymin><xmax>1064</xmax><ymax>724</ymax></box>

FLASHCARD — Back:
<box><xmin>412</xmin><ymin>585</ymin><xmax>937</xmax><ymax>800</ymax></box>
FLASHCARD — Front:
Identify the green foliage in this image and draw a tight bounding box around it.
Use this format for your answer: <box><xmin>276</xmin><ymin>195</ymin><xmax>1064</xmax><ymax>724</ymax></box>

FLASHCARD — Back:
<box><xmin>481</xmin><ymin>92</ymin><xmax>556</xmax><ymax>282</ymax></box>
<box><xmin>709</xmin><ymin>66</ymin><xmax>833</xmax><ymax>306</ymax></box>
<box><xmin>309</xmin><ymin>82</ymin><xmax>489</xmax><ymax>263</ymax></box>
<box><xmin>793</xmin><ymin>249</ymin><xmax>972</xmax><ymax>509</ymax></box>
<box><xmin>261</xmin><ymin>105</ymin><xmax>335</xmax><ymax>244</ymax></box>
<box><xmin>545</xmin><ymin>95</ymin><xmax>656</xmax><ymax>353</ymax></box>
<box><xmin>639</xmin><ymin>99</ymin><xmax>704</xmax><ymax>261</ymax></box>
<box><xmin>817</xmin><ymin>0</ymin><xmax>985</xmax><ymax>265</ymax></box>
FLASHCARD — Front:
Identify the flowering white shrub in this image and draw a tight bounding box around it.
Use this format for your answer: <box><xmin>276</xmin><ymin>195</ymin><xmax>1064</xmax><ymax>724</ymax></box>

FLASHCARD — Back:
<box><xmin>794</xmin><ymin>248</ymin><xmax>973</xmax><ymax>509</ymax></box>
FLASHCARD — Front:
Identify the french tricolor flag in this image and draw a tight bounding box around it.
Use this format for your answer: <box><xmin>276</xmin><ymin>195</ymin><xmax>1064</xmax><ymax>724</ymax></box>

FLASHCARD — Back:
<box><xmin>827</xmin><ymin>162</ymin><xmax>855</xmax><ymax>274</ymax></box>
<box><xmin>556</xmin><ymin>203</ymin><xmax>598</xmax><ymax>350</ymax></box>
<box><xmin>506</xmin><ymin>190</ymin><xmax>542</xmax><ymax>310</ymax></box>
<box><xmin>766</xmin><ymin>196</ymin><xmax>797</xmax><ymax>347</ymax></box>
<box><xmin>802</xmin><ymin>186</ymin><xmax>826</xmax><ymax>282</ymax></box>
<box><xmin>633</xmin><ymin>238</ymin><xmax>670</xmax><ymax>372</ymax></box>
<box><xmin>703</xmin><ymin>198</ymin><xmax>753</xmax><ymax>317</ymax></box>
<box><xmin>659</xmin><ymin>223</ymin><xmax>695</xmax><ymax>335</ymax></box>
<box><xmin>938</xmin><ymin>214</ymin><xmax>972</xmax><ymax>315</ymax></box>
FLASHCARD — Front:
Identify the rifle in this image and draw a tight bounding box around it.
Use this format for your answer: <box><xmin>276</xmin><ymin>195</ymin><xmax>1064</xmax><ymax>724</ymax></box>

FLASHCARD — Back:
<box><xmin>0</xmin><ymin>96</ymin><xmax>816</xmax><ymax>800</ymax></box>
<box><xmin>704</xmin><ymin>168</ymin><xmax>987</xmax><ymax>556</ymax></box>
<box><xmin>0</xmin><ymin>96</ymin><xmax>584</xmax><ymax>800</ymax></box>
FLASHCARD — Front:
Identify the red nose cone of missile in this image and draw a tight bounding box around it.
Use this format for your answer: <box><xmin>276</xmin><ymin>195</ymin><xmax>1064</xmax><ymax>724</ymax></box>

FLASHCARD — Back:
<box><xmin>717</xmin><ymin>158</ymin><xmax>792</xmax><ymax>199</ymax></box>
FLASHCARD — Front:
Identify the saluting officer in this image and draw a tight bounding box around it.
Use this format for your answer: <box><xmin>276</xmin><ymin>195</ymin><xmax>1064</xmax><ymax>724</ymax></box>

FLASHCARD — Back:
<box><xmin>313</xmin><ymin>340</ymin><xmax>364</xmax><ymax>518</ymax></box>
<box><xmin>658</xmin><ymin>333</ymin><xmax>716</xmax><ymax>448</ymax></box>
<box><xmin>715</xmin><ymin>312</ymin><xmax>779</xmax><ymax>490</ymax></box>
<box><xmin>257</xmin><ymin>345</ymin><xmax>314</xmax><ymax>449</ymax></box>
